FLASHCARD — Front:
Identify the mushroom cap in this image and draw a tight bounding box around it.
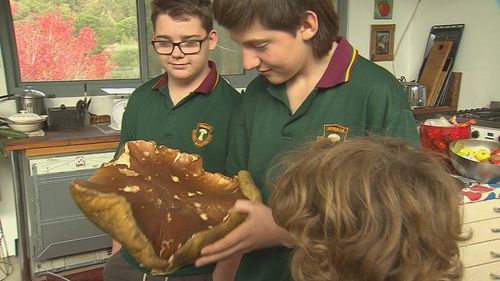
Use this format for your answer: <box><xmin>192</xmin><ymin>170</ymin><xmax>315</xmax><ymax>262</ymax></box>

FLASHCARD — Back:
<box><xmin>70</xmin><ymin>140</ymin><xmax>261</xmax><ymax>274</ymax></box>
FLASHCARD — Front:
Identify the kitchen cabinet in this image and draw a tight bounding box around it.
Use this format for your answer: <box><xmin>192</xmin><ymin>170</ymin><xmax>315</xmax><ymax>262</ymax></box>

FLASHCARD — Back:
<box><xmin>4</xmin><ymin>126</ymin><xmax>120</xmax><ymax>281</ymax></box>
<box><xmin>461</xmin><ymin>199</ymin><xmax>500</xmax><ymax>280</ymax></box>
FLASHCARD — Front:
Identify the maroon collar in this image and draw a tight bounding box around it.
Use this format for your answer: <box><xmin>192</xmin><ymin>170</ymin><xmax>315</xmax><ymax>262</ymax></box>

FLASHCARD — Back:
<box><xmin>317</xmin><ymin>37</ymin><xmax>359</xmax><ymax>89</ymax></box>
<box><xmin>152</xmin><ymin>61</ymin><xmax>219</xmax><ymax>95</ymax></box>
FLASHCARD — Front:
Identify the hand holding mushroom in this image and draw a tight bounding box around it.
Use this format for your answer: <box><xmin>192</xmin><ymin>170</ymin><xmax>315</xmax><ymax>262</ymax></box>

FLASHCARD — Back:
<box><xmin>70</xmin><ymin>140</ymin><xmax>261</xmax><ymax>274</ymax></box>
<box><xmin>195</xmin><ymin>199</ymin><xmax>293</xmax><ymax>267</ymax></box>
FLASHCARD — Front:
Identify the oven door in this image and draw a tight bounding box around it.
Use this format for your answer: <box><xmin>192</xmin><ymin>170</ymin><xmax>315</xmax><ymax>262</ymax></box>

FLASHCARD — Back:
<box><xmin>26</xmin><ymin>152</ymin><xmax>114</xmax><ymax>261</ymax></box>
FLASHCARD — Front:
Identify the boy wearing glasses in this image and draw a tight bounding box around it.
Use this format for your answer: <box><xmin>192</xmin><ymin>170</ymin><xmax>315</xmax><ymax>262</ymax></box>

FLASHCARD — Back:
<box><xmin>103</xmin><ymin>0</ymin><xmax>241</xmax><ymax>280</ymax></box>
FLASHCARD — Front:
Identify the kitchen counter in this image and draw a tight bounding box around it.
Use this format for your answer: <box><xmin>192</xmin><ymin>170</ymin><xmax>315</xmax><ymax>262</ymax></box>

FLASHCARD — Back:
<box><xmin>3</xmin><ymin>125</ymin><xmax>120</xmax><ymax>156</ymax></box>
<box><xmin>3</xmin><ymin>125</ymin><xmax>120</xmax><ymax>281</ymax></box>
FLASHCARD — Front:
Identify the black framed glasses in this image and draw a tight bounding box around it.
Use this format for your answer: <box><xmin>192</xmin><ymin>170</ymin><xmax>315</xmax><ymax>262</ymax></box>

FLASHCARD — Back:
<box><xmin>151</xmin><ymin>34</ymin><xmax>209</xmax><ymax>55</ymax></box>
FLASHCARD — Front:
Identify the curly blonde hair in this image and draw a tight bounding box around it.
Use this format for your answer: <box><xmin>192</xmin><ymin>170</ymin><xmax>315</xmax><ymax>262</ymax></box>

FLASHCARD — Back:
<box><xmin>269</xmin><ymin>136</ymin><xmax>468</xmax><ymax>281</ymax></box>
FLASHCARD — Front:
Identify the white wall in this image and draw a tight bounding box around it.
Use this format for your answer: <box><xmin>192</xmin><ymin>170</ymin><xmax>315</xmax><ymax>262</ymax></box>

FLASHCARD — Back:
<box><xmin>346</xmin><ymin>0</ymin><xmax>500</xmax><ymax>109</ymax></box>
<box><xmin>0</xmin><ymin>153</ymin><xmax>17</xmax><ymax>256</ymax></box>
<box><xmin>0</xmin><ymin>43</ymin><xmax>19</xmax><ymax>256</ymax></box>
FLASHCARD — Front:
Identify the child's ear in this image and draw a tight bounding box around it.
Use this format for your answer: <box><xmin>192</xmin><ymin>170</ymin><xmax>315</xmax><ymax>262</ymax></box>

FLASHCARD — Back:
<box><xmin>300</xmin><ymin>11</ymin><xmax>319</xmax><ymax>41</ymax></box>
<box><xmin>208</xmin><ymin>29</ymin><xmax>218</xmax><ymax>51</ymax></box>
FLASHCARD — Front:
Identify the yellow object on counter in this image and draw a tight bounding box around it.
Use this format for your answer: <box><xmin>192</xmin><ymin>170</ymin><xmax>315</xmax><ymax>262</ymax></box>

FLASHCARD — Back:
<box><xmin>474</xmin><ymin>149</ymin><xmax>491</xmax><ymax>162</ymax></box>
<box><xmin>457</xmin><ymin>147</ymin><xmax>475</xmax><ymax>158</ymax></box>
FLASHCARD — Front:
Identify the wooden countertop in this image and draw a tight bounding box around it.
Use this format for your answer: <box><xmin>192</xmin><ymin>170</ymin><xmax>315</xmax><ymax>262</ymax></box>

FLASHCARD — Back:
<box><xmin>4</xmin><ymin>125</ymin><xmax>121</xmax><ymax>156</ymax></box>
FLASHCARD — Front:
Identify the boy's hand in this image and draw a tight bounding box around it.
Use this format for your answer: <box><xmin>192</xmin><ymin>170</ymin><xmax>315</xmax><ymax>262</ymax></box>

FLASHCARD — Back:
<box><xmin>195</xmin><ymin>199</ymin><xmax>292</xmax><ymax>267</ymax></box>
<box><xmin>111</xmin><ymin>240</ymin><xmax>122</xmax><ymax>255</ymax></box>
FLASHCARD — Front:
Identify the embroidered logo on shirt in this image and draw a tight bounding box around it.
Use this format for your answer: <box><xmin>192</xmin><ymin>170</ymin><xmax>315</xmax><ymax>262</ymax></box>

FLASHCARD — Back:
<box><xmin>316</xmin><ymin>124</ymin><xmax>349</xmax><ymax>143</ymax></box>
<box><xmin>192</xmin><ymin>123</ymin><xmax>214</xmax><ymax>147</ymax></box>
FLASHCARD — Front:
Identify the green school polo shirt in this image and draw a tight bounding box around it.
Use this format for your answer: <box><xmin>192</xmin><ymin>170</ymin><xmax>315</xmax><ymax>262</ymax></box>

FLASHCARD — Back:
<box><xmin>118</xmin><ymin>61</ymin><xmax>241</xmax><ymax>276</ymax></box>
<box><xmin>226</xmin><ymin>38</ymin><xmax>419</xmax><ymax>281</ymax></box>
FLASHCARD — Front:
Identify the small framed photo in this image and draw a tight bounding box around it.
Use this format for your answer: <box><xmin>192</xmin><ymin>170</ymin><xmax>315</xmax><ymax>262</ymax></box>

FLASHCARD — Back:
<box><xmin>374</xmin><ymin>0</ymin><xmax>393</xmax><ymax>19</ymax></box>
<box><xmin>370</xmin><ymin>24</ymin><xmax>395</xmax><ymax>62</ymax></box>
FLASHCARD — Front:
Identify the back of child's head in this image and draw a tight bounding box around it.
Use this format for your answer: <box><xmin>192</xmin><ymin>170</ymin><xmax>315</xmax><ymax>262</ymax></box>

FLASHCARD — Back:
<box><xmin>151</xmin><ymin>0</ymin><xmax>213</xmax><ymax>32</ymax></box>
<box><xmin>212</xmin><ymin>0</ymin><xmax>339</xmax><ymax>58</ymax></box>
<box><xmin>269</xmin><ymin>136</ymin><xmax>467</xmax><ymax>281</ymax></box>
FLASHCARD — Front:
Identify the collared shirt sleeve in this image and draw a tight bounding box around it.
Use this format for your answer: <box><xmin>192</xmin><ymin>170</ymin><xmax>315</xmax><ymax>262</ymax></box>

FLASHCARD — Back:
<box><xmin>115</xmin><ymin>88</ymin><xmax>140</xmax><ymax>158</ymax></box>
<box><xmin>364</xmin><ymin>74</ymin><xmax>420</xmax><ymax>148</ymax></box>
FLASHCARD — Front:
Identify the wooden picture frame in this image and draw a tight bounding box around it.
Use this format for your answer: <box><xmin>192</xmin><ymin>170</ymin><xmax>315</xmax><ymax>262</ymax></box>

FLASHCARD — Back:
<box><xmin>370</xmin><ymin>24</ymin><xmax>395</xmax><ymax>61</ymax></box>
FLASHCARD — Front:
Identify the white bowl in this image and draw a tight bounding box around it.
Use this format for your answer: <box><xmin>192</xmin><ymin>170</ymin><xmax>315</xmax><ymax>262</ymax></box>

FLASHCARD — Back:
<box><xmin>8</xmin><ymin>121</ymin><xmax>43</xmax><ymax>132</ymax></box>
<box><xmin>8</xmin><ymin>112</ymin><xmax>47</xmax><ymax>123</ymax></box>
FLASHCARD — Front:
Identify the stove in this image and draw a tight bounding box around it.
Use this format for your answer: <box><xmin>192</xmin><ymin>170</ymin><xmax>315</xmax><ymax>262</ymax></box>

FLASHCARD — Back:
<box><xmin>442</xmin><ymin>108</ymin><xmax>500</xmax><ymax>142</ymax></box>
<box><xmin>454</xmin><ymin>108</ymin><xmax>500</xmax><ymax>128</ymax></box>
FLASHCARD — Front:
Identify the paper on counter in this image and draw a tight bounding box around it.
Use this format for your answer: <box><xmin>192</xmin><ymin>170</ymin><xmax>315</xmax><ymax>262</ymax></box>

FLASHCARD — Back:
<box><xmin>100</xmin><ymin>88</ymin><xmax>135</xmax><ymax>95</ymax></box>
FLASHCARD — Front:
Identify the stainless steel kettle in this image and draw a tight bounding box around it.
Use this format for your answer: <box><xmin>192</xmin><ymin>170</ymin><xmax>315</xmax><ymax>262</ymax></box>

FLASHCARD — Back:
<box><xmin>399</xmin><ymin>77</ymin><xmax>426</xmax><ymax>108</ymax></box>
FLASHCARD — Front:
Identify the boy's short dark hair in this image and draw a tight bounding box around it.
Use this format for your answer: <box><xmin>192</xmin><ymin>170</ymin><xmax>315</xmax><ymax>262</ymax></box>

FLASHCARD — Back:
<box><xmin>151</xmin><ymin>0</ymin><xmax>213</xmax><ymax>33</ymax></box>
<box><xmin>212</xmin><ymin>0</ymin><xmax>339</xmax><ymax>59</ymax></box>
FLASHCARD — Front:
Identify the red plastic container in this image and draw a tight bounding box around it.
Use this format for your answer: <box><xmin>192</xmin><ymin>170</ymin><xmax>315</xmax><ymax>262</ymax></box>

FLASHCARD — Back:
<box><xmin>419</xmin><ymin>124</ymin><xmax>471</xmax><ymax>156</ymax></box>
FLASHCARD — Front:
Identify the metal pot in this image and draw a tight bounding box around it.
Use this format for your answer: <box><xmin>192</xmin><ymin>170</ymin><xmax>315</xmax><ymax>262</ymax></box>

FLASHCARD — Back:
<box><xmin>399</xmin><ymin>77</ymin><xmax>426</xmax><ymax>109</ymax></box>
<box><xmin>12</xmin><ymin>86</ymin><xmax>46</xmax><ymax>115</ymax></box>
<box><xmin>449</xmin><ymin>139</ymin><xmax>500</xmax><ymax>183</ymax></box>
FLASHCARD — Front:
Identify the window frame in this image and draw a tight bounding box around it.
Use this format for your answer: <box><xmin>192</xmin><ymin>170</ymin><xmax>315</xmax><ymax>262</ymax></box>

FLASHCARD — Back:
<box><xmin>0</xmin><ymin>0</ymin><xmax>154</xmax><ymax>97</ymax></box>
<box><xmin>0</xmin><ymin>0</ymin><xmax>347</xmax><ymax>97</ymax></box>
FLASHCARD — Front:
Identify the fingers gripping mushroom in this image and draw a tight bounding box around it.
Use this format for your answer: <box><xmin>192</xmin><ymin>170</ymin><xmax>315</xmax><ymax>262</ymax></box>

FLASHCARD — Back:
<box><xmin>70</xmin><ymin>140</ymin><xmax>261</xmax><ymax>274</ymax></box>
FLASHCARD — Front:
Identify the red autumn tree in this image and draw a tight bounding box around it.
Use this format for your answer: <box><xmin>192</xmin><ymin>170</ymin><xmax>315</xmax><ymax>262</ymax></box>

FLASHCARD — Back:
<box><xmin>10</xmin><ymin>1</ymin><xmax>17</xmax><ymax>15</ymax></box>
<box><xmin>13</xmin><ymin>11</ymin><xmax>115</xmax><ymax>81</ymax></box>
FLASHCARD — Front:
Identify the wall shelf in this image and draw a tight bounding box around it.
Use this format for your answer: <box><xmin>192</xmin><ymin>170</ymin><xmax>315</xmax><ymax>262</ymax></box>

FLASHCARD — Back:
<box><xmin>413</xmin><ymin>105</ymin><xmax>457</xmax><ymax>115</ymax></box>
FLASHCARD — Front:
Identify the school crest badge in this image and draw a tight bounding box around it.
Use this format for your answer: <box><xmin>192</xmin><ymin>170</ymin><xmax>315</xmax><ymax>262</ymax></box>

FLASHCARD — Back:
<box><xmin>317</xmin><ymin>124</ymin><xmax>348</xmax><ymax>143</ymax></box>
<box><xmin>192</xmin><ymin>123</ymin><xmax>214</xmax><ymax>147</ymax></box>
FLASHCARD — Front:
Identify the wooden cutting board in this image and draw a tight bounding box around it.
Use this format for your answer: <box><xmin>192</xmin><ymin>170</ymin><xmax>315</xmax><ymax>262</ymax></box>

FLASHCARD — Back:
<box><xmin>419</xmin><ymin>40</ymin><xmax>453</xmax><ymax>106</ymax></box>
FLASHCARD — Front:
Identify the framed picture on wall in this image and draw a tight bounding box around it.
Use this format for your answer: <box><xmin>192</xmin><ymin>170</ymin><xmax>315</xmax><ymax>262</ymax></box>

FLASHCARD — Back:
<box><xmin>370</xmin><ymin>24</ymin><xmax>395</xmax><ymax>62</ymax></box>
<box><xmin>374</xmin><ymin>0</ymin><xmax>393</xmax><ymax>19</ymax></box>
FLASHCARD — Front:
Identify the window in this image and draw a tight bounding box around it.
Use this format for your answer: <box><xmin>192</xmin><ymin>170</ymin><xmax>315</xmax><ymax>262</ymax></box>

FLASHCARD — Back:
<box><xmin>0</xmin><ymin>0</ymin><xmax>248</xmax><ymax>97</ymax></box>
<box><xmin>0</xmin><ymin>0</ymin><xmax>346</xmax><ymax>97</ymax></box>
<box><xmin>10</xmin><ymin>0</ymin><xmax>141</xmax><ymax>82</ymax></box>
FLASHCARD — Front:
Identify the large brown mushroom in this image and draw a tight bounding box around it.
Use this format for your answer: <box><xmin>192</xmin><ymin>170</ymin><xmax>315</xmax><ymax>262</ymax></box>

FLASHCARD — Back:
<box><xmin>70</xmin><ymin>140</ymin><xmax>261</xmax><ymax>274</ymax></box>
